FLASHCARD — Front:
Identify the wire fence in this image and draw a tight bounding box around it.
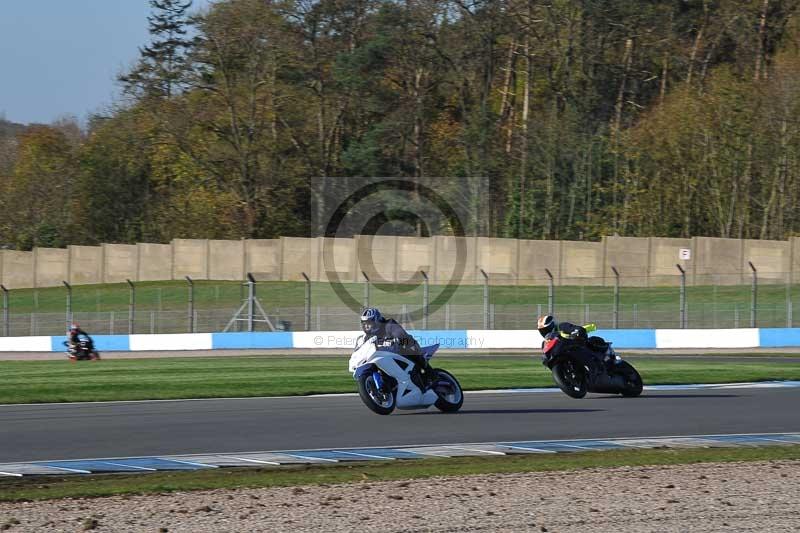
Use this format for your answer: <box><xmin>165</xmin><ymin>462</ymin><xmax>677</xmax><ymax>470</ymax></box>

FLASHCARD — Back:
<box><xmin>1</xmin><ymin>269</ymin><xmax>799</xmax><ymax>336</ymax></box>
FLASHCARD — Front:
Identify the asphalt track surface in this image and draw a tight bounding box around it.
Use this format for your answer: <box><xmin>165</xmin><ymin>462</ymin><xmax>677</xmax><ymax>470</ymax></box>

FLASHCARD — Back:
<box><xmin>2</xmin><ymin>385</ymin><xmax>798</xmax><ymax>464</ymax></box>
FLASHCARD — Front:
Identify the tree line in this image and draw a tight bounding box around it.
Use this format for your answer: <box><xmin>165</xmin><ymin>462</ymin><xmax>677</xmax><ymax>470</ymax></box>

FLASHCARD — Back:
<box><xmin>2</xmin><ymin>0</ymin><xmax>800</xmax><ymax>250</ymax></box>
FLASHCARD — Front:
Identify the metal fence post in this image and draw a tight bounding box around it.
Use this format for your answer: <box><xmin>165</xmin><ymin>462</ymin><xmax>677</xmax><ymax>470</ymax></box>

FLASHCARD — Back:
<box><xmin>545</xmin><ymin>269</ymin><xmax>554</xmax><ymax>314</ymax></box>
<box><xmin>63</xmin><ymin>281</ymin><xmax>72</xmax><ymax>328</ymax></box>
<box><xmin>420</xmin><ymin>270</ymin><xmax>429</xmax><ymax>330</ymax></box>
<box><xmin>301</xmin><ymin>272</ymin><xmax>311</xmax><ymax>331</ymax></box>
<box><xmin>362</xmin><ymin>271</ymin><xmax>370</xmax><ymax>309</ymax></box>
<box><xmin>480</xmin><ymin>269</ymin><xmax>489</xmax><ymax>329</ymax></box>
<box><xmin>126</xmin><ymin>279</ymin><xmax>135</xmax><ymax>334</ymax></box>
<box><xmin>787</xmin><ymin>274</ymin><xmax>793</xmax><ymax>328</ymax></box>
<box><xmin>676</xmin><ymin>264</ymin><xmax>686</xmax><ymax>329</ymax></box>
<box><xmin>1</xmin><ymin>285</ymin><xmax>8</xmax><ymax>337</ymax></box>
<box><xmin>186</xmin><ymin>276</ymin><xmax>195</xmax><ymax>333</ymax></box>
<box><xmin>611</xmin><ymin>266</ymin><xmax>620</xmax><ymax>329</ymax></box>
<box><xmin>749</xmin><ymin>261</ymin><xmax>757</xmax><ymax>328</ymax></box>
<box><xmin>247</xmin><ymin>273</ymin><xmax>256</xmax><ymax>332</ymax></box>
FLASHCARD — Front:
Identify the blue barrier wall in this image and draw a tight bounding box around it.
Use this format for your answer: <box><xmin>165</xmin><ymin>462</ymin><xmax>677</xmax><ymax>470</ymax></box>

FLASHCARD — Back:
<box><xmin>409</xmin><ymin>330</ymin><xmax>469</xmax><ymax>349</ymax></box>
<box><xmin>595</xmin><ymin>329</ymin><xmax>657</xmax><ymax>349</ymax></box>
<box><xmin>759</xmin><ymin>328</ymin><xmax>800</xmax><ymax>348</ymax></box>
<box><xmin>211</xmin><ymin>332</ymin><xmax>293</xmax><ymax>349</ymax></box>
<box><xmin>51</xmin><ymin>335</ymin><xmax>131</xmax><ymax>352</ymax></box>
<box><xmin>12</xmin><ymin>328</ymin><xmax>800</xmax><ymax>352</ymax></box>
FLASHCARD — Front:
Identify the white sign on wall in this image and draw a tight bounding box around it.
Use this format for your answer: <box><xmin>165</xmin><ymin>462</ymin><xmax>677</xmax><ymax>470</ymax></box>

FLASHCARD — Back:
<box><xmin>679</xmin><ymin>248</ymin><xmax>691</xmax><ymax>260</ymax></box>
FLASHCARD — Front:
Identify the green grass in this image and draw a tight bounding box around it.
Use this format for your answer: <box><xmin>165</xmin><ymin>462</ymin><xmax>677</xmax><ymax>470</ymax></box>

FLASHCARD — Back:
<box><xmin>1</xmin><ymin>445</ymin><xmax>797</xmax><ymax>502</ymax></box>
<box><xmin>6</xmin><ymin>278</ymin><xmax>800</xmax><ymax>312</ymax></box>
<box><xmin>6</xmin><ymin>278</ymin><xmax>800</xmax><ymax>331</ymax></box>
<box><xmin>1</xmin><ymin>355</ymin><xmax>799</xmax><ymax>404</ymax></box>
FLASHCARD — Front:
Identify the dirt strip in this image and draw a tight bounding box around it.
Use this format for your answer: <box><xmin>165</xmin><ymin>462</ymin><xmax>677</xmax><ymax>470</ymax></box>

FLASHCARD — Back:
<box><xmin>1</xmin><ymin>459</ymin><xmax>798</xmax><ymax>532</ymax></box>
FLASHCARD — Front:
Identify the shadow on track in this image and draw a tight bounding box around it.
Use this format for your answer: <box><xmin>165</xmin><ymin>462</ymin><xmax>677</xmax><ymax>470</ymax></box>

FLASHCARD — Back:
<box><xmin>406</xmin><ymin>408</ymin><xmax>604</xmax><ymax>416</ymax></box>
<box><xmin>597</xmin><ymin>394</ymin><xmax>740</xmax><ymax>399</ymax></box>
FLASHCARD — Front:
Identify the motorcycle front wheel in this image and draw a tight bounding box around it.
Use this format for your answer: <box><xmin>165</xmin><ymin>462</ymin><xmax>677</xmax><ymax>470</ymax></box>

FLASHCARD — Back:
<box><xmin>552</xmin><ymin>360</ymin><xmax>588</xmax><ymax>399</ymax></box>
<box><xmin>357</xmin><ymin>372</ymin><xmax>396</xmax><ymax>415</ymax></box>
<box><xmin>617</xmin><ymin>361</ymin><xmax>643</xmax><ymax>397</ymax></box>
<box><xmin>432</xmin><ymin>369</ymin><xmax>464</xmax><ymax>413</ymax></box>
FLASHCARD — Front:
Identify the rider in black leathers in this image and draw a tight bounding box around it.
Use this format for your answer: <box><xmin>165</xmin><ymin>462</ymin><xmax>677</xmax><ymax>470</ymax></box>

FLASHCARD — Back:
<box><xmin>537</xmin><ymin>315</ymin><xmax>614</xmax><ymax>372</ymax></box>
<box><xmin>64</xmin><ymin>323</ymin><xmax>97</xmax><ymax>360</ymax></box>
<box><xmin>360</xmin><ymin>307</ymin><xmax>433</xmax><ymax>388</ymax></box>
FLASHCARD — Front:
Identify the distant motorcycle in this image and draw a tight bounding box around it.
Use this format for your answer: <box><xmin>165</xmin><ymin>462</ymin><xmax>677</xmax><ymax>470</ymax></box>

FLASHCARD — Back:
<box><xmin>541</xmin><ymin>332</ymin><xmax>642</xmax><ymax>398</ymax></box>
<box><xmin>348</xmin><ymin>335</ymin><xmax>464</xmax><ymax>415</ymax></box>
<box><xmin>65</xmin><ymin>338</ymin><xmax>101</xmax><ymax>362</ymax></box>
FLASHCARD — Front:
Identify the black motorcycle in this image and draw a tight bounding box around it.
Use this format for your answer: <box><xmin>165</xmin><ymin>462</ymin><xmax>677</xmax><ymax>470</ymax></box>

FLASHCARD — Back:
<box><xmin>65</xmin><ymin>338</ymin><xmax>101</xmax><ymax>361</ymax></box>
<box><xmin>541</xmin><ymin>332</ymin><xmax>642</xmax><ymax>398</ymax></box>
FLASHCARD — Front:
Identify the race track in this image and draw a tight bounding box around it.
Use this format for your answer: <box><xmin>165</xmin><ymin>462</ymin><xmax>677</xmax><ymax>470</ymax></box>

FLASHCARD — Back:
<box><xmin>2</xmin><ymin>385</ymin><xmax>798</xmax><ymax>464</ymax></box>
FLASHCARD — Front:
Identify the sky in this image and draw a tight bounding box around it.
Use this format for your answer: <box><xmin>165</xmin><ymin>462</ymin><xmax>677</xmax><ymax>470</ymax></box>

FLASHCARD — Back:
<box><xmin>0</xmin><ymin>0</ymin><xmax>212</xmax><ymax>126</ymax></box>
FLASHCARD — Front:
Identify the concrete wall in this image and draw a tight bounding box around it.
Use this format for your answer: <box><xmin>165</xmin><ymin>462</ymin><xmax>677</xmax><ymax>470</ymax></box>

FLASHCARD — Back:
<box><xmin>518</xmin><ymin>240</ymin><xmax>560</xmax><ymax>285</ymax></box>
<box><xmin>742</xmin><ymin>239</ymin><xmax>789</xmax><ymax>283</ymax></box>
<box><xmin>560</xmin><ymin>240</ymin><xmax>604</xmax><ymax>286</ymax></box>
<box><xmin>208</xmin><ymin>239</ymin><xmax>244</xmax><ymax>280</ymax></box>
<box><xmin>137</xmin><ymin>243</ymin><xmax>172</xmax><ymax>281</ymax></box>
<box><xmin>603</xmin><ymin>236</ymin><xmax>649</xmax><ymax>287</ymax></box>
<box><xmin>246</xmin><ymin>239</ymin><xmax>280</xmax><ymax>281</ymax></box>
<box><xmin>397</xmin><ymin>237</ymin><xmax>432</xmax><ymax>283</ymax></box>
<box><xmin>434</xmin><ymin>236</ymin><xmax>477</xmax><ymax>285</ymax></box>
<box><xmin>172</xmin><ymin>239</ymin><xmax>208</xmax><ymax>280</ymax></box>
<box><xmin>281</xmin><ymin>237</ymin><xmax>317</xmax><ymax>281</ymax></box>
<box><xmin>693</xmin><ymin>237</ymin><xmax>744</xmax><ymax>285</ymax></box>
<box><xmin>318</xmin><ymin>237</ymin><xmax>355</xmax><ymax>283</ymax></box>
<box><xmin>792</xmin><ymin>237</ymin><xmax>800</xmax><ymax>285</ymax></box>
<box><xmin>68</xmin><ymin>246</ymin><xmax>103</xmax><ymax>285</ymax></box>
<box><xmin>34</xmin><ymin>248</ymin><xmax>68</xmax><ymax>287</ymax></box>
<box><xmin>103</xmin><ymin>244</ymin><xmax>137</xmax><ymax>283</ymax></box>
<box><xmin>476</xmin><ymin>237</ymin><xmax>518</xmax><ymax>284</ymax></box>
<box><xmin>1</xmin><ymin>235</ymin><xmax>799</xmax><ymax>289</ymax></box>
<box><xmin>649</xmin><ymin>237</ymin><xmax>693</xmax><ymax>286</ymax></box>
<box><xmin>356</xmin><ymin>235</ymin><xmax>397</xmax><ymax>283</ymax></box>
<box><xmin>1</xmin><ymin>250</ymin><xmax>34</xmax><ymax>288</ymax></box>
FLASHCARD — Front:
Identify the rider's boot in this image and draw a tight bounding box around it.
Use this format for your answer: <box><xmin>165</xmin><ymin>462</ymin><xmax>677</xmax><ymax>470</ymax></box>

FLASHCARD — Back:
<box><xmin>417</xmin><ymin>359</ymin><xmax>435</xmax><ymax>390</ymax></box>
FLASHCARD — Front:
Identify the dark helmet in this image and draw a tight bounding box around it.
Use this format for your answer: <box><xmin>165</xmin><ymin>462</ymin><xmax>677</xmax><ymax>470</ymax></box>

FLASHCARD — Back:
<box><xmin>537</xmin><ymin>315</ymin><xmax>556</xmax><ymax>337</ymax></box>
<box><xmin>360</xmin><ymin>307</ymin><xmax>383</xmax><ymax>335</ymax></box>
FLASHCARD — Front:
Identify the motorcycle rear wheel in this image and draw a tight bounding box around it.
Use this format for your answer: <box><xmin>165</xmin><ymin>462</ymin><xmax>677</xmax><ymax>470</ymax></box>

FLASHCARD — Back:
<box><xmin>357</xmin><ymin>372</ymin><xmax>396</xmax><ymax>415</ymax></box>
<box><xmin>617</xmin><ymin>361</ymin><xmax>643</xmax><ymax>397</ymax></box>
<box><xmin>432</xmin><ymin>369</ymin><xmax>464</xmax><ymax>413</ymax></box>
<box><xmin>552</xmin><ymin>361</ymin><xmax>588</xmax><ymax>399</ymax></box>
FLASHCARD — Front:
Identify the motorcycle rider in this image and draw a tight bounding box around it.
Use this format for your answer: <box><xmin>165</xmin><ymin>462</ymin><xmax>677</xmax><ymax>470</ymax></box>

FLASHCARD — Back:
<box><xmin>360</xmin><ymin>307</ymin><xmax>434</xmax><ymax>389</ymax></box>
<box><xmin>64</xmin><ymin>323</ymin><xmax>97</xmax><ymax>360</ymax></box>
<box><xmin>537</xmin><ymin>314</ymin><xmax>615</xmax><ymax>368</ymax></box>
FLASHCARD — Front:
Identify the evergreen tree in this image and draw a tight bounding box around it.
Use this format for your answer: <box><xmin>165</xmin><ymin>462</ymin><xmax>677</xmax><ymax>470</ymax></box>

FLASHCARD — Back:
<box><xmin>120</xmin><ymin>0</ymin><xmax>194</xmax><ymax>99</ymax></box>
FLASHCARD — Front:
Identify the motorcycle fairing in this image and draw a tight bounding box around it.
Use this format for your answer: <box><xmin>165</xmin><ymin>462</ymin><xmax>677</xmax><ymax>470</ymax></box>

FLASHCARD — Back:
<box><xmin>361</xmin><ymin>349</ymin><xmax>439</xmax><ymax>409</ymax></box>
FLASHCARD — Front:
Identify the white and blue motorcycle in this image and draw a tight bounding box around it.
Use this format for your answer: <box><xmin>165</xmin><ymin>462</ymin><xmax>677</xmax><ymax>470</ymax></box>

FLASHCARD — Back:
<box><xmin>348</xmin><ymin>336</ymin><xmax>464</xmax><ymax>415</ymax></box>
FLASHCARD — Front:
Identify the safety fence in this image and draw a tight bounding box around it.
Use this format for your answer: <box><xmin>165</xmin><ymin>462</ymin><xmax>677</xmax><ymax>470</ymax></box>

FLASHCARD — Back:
<box><xmin>4</xmin><ymin>327</ymin><xmax>800</xmax><ymax>352</ymax></box>
<box><xmin>1</xmin><ymin>271</ymin><xmax>799</xmax><ymax>336</ymax></box>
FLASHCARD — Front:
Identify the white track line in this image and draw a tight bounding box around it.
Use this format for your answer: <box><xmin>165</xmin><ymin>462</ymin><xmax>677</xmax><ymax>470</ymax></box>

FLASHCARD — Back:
<box><xmin>336</xmin><ymin>451</ymin><xmax>395</xmax><ymax>460</ymax></box>
<box><xmin>447</xmin><ymin>446</ymin><xmax>507</xmax><ymax>456</ymax></box>
<box><xmin>2</xmin><ymin>381</ymin><xmax>798</xmax><ymax>408</ymax></box>
<box><xmin>102</xmin><ymin>462</ymin><xmax>156</xmax><ymax>471</ymax></box>
<box><xmin>501</xmin><ymin>445</ymin><xmax>557</xmax><ymax>453</ymax></box>
<box><xmin>286</xmin><ymin>454</ymin><xmax>338</xmax><ymax>463</ymax></box>
<box><xmin>161</xmin><ymin>458</ymin><xmax>218</xmax><ymax>468</ymax></box>
<box><xmin>226</xmin><ymin>456</ymin><xmax>281</xmax><ymax>465</ymax></box>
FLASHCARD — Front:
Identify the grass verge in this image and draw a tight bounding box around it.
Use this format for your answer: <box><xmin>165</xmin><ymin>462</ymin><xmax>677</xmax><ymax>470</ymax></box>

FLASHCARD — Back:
<box><xmin>1</xmin><ymin>356</ymin><xmax>799</xmax><ymax>404</ymax></box>
<box><xmin>1</xmin><ymin>445</ymin><xmax>798</xmax><ymax>502</ymax></box>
